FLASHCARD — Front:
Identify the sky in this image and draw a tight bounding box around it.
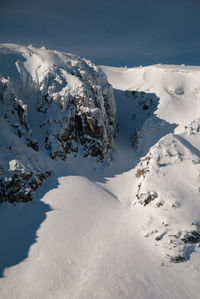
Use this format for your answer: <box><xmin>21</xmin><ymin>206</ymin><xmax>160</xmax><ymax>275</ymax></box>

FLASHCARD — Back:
<box><xmin>1</xmin><ymin>0</ymin><xmax>200</xmax><ymax>67</ymax></box>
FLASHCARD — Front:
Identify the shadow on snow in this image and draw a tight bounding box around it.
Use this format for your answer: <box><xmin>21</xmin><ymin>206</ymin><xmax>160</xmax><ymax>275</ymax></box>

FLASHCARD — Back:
<box><xmin>87</xmin><ymin>89</ymin><xmax>177</xmax><ymax>183</ymax></box>
<box><xmin>0</xmin><ymin>172</ymin><xmax>61</xmax><ymax>277</ymax></box>
<box><xmin>0</xmin><ymin>89</ymin><xmax>177</xmax><ymax>276</ymax></box>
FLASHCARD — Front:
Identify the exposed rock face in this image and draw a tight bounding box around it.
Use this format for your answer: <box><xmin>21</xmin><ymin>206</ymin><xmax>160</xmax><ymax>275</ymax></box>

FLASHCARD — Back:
<box><xmin>0</xmin><ymin>166</ymin><xmax>51</xmax><ymax>203</ymax></box>
<box><xmin>0</xmin><ymin>44</ymin><xmax>117</xmax><ymax>202</ymax></box>
<box><xmin>38</xmin><ymin>62</ymin><xmax>117</xmax><ymax>161</ymax></box>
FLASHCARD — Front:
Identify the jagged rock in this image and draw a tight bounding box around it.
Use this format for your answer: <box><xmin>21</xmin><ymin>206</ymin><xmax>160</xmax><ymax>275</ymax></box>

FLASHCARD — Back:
<box><xmin>27</xmin><ymin>139</ymin><xmax>39</xmax><ymax>151</ymax></box>
<box><xmin>0</xmin><ymin>169</ymin><xmax>51</xmax><ymax>203</ymax></box>
<box><xmin>38</xmin><ymin>64</ymin><xmax>117</xmax><ymax>162</ymax></box>
<box><xmin>137</xmin><ymin>191</ymin><xmax>158</xmax><ymax>206</ymax></box>
<box><xmin>0</xmin><ymin>44</ymin><xmax>117</xmax><ymax>202</ymax></box>
<box><xmin>169</xmin><ymin>255</ymin><xmax>186</xmax><ymax>263</ymax></box>
<box><xmin>181</xmin><ymin>231</ymin><xmax>200</xmax><ymax>244</ymax></box>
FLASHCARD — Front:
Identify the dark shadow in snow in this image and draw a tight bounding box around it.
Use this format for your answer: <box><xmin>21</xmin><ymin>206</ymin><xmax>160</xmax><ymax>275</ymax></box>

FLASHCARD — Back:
<box><xmin>93</xmin><ymin>182</ymin><xmax>118</xmax><ymax>200</ymax></box>
<box><xmin>0</xmin><ymin>89</ymin><xmax>177</xmax><ymax>276</ymax></box>
<box><xmin>175</xmin><ymin>135</ymin><xmax>200</xmax><ymax>158</ymax></box>
<box><xmin>0</xmin><ymin>172</ymin><xmax>59</xmax><ymax>277</ymax></box>
<box><xmin>86</xmin><ymin>89</ymin><xmax>177</xmax><ymax>183</ymax></box>
<box><xmin>159</xmin><ymin>163</ymin><xmax>171</xmax><ymax>167</ymax></box>
<box><xmin>0</xmin><ymin>164</ymin><xmax>78</xmax><ymax>277</ymax></box>
<box><xmin>185</xmin><ymin>245</ymin><xmax>196</xmax><ymax>261</ymax></box>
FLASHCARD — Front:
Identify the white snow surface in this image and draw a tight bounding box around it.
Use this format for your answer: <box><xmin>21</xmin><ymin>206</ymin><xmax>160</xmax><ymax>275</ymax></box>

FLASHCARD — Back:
<box><xmin>1</xmin><ymin>60</ymin><xmax>200</xmax><ymax>298</ymax></box>
<box><xmin>102</xmin><ymin>64</ymin><xmax>200</xmax><ymax>263</ymax></box>
<box><xmin>102</xmin><ymin>64</ymin><xmax>200</xmax><ymax>133</ymax></box>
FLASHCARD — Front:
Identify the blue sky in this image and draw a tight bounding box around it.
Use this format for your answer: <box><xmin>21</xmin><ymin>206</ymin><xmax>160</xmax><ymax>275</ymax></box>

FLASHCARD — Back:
<box><xmin>1</xmin><ymin>0</ymin><xmax>200</xmax><ymax>66</ymax></box>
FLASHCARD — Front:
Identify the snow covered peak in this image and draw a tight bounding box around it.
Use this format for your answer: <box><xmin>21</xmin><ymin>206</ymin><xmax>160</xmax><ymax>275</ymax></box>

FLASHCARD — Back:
<box><xmin>0</xmin><ymin>44</ymin><xmax>117</xmax><ymax>202</ymax></box>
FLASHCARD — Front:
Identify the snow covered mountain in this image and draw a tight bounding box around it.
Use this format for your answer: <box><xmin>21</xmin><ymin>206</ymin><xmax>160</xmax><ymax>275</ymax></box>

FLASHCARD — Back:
<box><xmin>0</xmin><ymin>44</ymin><xmax>117</xmax><ymax>202</ymax></box>
<box><xmin>1</xmin><ymin>47</ymin><xmax>200</xmax><ymax>299</ymax></box>
<box><xmin>102</xmin><ymin>64</ymin><xmax>200</xmax><ymax>262</ymax></box>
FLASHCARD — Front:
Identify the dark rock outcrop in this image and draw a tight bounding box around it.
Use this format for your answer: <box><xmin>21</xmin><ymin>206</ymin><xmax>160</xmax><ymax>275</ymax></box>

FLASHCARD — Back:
<box><xmin>0</xmin><ymin>44</ymin><xmax>117</xmax><ymax>202</ymax></box>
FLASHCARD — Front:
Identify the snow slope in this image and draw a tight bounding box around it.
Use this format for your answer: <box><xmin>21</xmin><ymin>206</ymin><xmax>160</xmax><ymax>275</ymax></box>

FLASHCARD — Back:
<box><xmin>102</xmin><ymin>64</ymin><xmax>200</xmax><ymax>262</ymax></box>
<box><xmin>1</xmin><ymin>57</ymin><xmax>200</xmax><ymax>298</ymax></box>
<box><xmin>1</xmin><ymin>174</ymin><xmax>200</xmax><ymax>299</ymax></box>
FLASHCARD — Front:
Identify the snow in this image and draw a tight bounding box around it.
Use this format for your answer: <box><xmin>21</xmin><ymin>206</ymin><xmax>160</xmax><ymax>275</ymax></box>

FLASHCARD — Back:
<box><xmin>1</xmin><ymin>172</ymin><xmax>200</xmax><ymax>299</ymax></box>
<box><xmin>102</xmin><ymin>64</ymin><xmax>200</xmax><ymax>262</ymax></box>
<box><xmin>1</xmin><ymin>54</ymin><xmax>200</xmax><ymax>298</ymax></box>
<box><xmin>101</xmin><ymin>64</ymin><xmax>200</xmax><ymax>133</ymax></box>
<box><xmin>1</xmin><ymin>171</ymin><xmax>200</xmax><ymax>299</ymax></box>
<box><xmin>0</xmin><ymin>43</ymin><xmax>117</xmax><ymax>202</ymax></box>
<box><xmin>0</xmin><ymin>44</ymin><xmax>117</xmax><ymax>164</ymax></box>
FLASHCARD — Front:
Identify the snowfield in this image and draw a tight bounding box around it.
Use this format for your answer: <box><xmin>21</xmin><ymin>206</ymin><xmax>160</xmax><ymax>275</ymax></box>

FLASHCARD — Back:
<box><xmin>1</xmin><ymin>46</ymin><xmax>200</xmax><ymax>298</ymax></box>
<box><xmin>1</xmin><ymin>174</ymin><xmax>200</xmax><ymax>299</ymax></box>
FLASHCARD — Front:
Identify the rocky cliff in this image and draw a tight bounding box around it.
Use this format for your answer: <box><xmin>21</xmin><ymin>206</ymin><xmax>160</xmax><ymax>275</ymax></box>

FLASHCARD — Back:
<box><xmin>0</xmin><ymin>44</ymin><xmax>117</xmax><ymax>202</ymax></box>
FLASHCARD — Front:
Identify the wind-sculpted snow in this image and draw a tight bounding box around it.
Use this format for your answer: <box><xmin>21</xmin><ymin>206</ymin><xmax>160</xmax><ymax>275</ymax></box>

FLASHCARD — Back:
<box><xmin>0</xmin><ymin>44</ymin><xmax>117</xmax><ymax>202</ymax></box>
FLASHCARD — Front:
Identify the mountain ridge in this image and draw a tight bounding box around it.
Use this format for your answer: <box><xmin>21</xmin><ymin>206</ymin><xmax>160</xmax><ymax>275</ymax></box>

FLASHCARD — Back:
<box><xmin>1</xmin><ymin>45</ymin><xmax>200</xmax><ymax>298</ymax></box>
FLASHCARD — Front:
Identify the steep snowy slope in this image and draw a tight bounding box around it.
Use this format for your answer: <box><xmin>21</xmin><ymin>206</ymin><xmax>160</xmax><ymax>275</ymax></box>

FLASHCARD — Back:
<box><xmin>103</xmin><ymin>64</ymin><xmax>200</xmax><ymax>262</ymax></box>
<box><xmin>0</xmin><ymin>44</ymin><xmax>117</xmax><ymax>202</ymax></box>
<box><xmin>1</xmin><ymin>55</ymin><xmax>200</xmax><ymax>299</ymax></box>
